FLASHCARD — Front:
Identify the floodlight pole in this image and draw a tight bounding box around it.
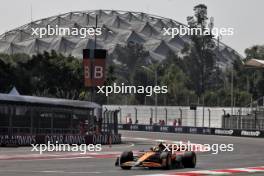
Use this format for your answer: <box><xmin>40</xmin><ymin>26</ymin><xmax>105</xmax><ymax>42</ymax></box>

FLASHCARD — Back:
<box><xmin>154</xmin><ymin>68</ymin><xmax>158</xmax><ymax>123</ymax></box>
<box><xmin>94</xmin><ymin>15</ymin><xmax>97</xmax><ymax>50</ymax></box>
<box><xmin>231</xmin><ymin>68</ymin><xmax>234</xmax><ymax>115</ymax></box>
<box><xmin>91</xmin><ymin>15</ymin><xmax>98</xmax><ymax>102</ymax></box>
<box><xmin>141</xmin><ymin>66</ymin><xmax>158</xmax><ymax>123</ymax></box>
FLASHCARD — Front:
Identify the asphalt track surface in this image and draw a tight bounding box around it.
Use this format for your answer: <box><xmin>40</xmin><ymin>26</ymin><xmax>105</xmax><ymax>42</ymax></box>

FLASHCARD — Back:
<box><xmin>0</xmin><ymin>130</ymin><xmax>263</xmax><ymax>176</ymax></box>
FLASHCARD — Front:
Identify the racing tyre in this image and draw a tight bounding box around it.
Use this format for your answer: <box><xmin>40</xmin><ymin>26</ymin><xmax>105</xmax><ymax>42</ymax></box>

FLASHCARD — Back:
<box><xmin>182</xmin><ymin>152</ymin><xmax>196</xmax><ymax>168</ymax></box>
<box><xmin>160</xmin><ymin>152</ymin><xmax>172</xmax><ymax>169</ymax></box>
<box><xmin>119</xmin><ymin>151</ymin><xmax>133</xmax><ymax>170</ymax></box>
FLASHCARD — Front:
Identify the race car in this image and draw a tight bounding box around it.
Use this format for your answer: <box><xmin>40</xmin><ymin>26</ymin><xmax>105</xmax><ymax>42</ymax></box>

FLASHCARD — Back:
<box><xmin>115</xmin><ymin>143</ymin><xmax>196</xmax><ymax>170</ymax></box>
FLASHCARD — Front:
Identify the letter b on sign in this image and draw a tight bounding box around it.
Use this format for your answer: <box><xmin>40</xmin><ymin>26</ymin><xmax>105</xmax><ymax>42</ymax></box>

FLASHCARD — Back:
<box><xmin>94</xmin><ymin>66</ymin><xmax>103</xmax><ymax>79</ymax></box>
<box><xmin>84</xmin><ymin>65</ymin><xmax>90</xmax><ymax>79</ymax></box>
<box><xmin>83</xmin><ymin>49</ymin><xmax>107</xmax><ymax>87</ymax></box>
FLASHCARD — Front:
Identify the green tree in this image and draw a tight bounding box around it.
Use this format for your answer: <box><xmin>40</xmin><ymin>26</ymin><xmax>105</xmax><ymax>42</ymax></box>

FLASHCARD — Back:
<box><xmin>182</xmin><ymin>4</ymin><xmax>218</xmax><ymax>96</ymax></box>
<box><xmin>111</xmin><ymin>43</ymin><xmax>149</xmax><ymax>84</ymax></box>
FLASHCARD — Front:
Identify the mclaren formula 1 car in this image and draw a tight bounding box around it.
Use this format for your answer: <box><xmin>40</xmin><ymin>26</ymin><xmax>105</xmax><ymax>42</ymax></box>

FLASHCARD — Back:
<box><xmin>115</xmin><ymin>143</ymin><xmax>196</xmax><ymax>170</ymax></box>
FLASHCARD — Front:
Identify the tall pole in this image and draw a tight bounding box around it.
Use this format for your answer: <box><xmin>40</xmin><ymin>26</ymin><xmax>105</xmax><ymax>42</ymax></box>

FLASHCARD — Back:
<box><xmin>155</xmin><ymin>68</ymin><xmax>158</xmax><ymax>123</ymax></box>
<box><xmin>94</xmin><ymin>15</ymin><xmax>97</xmax><ymax>50</ymax></box>
<box><xmin>141</xmin><ymin>65</ymin><xmax>158</xmax><ymax>123</ymax></box>
<box><xmin>91</xmin><ymin>15</ymin><xmax>98</xmax><ymax>102</ymax></box>
<box><xmin>194</xmin><ymin>109</ymin><xmax>197</xmax><ymax>127</ymax></box>
<box><xmin>202</xmin><ymin>95</ymin><xmax>205</xmax><ymax>127</ymax></box>
<box><xmin>231</xmin><ymin>68</ymin><xmax>234</xmax><ymax>115</ymax></box>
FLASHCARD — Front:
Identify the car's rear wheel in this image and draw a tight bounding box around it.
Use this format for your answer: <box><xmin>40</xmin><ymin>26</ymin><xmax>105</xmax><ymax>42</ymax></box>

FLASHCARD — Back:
<box><xmin>120</xmin><ymin>151</ymin><xmax>133</xmax><ymax>170</ymax></box>
<box><xmin>182</xmin><ymin>151</ymin><xmax>196</xmax><ymax>168</ymax></box>
<box><xmin>160</xmin><ymin>152</ymin><xmax>172</xmax><ymax>169</ymax></box>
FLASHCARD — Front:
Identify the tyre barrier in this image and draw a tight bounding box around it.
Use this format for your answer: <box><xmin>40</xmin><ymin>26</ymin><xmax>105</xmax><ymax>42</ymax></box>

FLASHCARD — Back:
<box><xmin>118</xmin><ymin>124</ymin><xmax>264</xmax><ymax>138</ymax></box>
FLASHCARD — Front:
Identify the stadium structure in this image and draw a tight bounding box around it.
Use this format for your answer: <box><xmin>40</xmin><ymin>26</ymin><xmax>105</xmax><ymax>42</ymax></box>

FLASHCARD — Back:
<box><xmin>0</xmin><ymin>10</ymin><xmax>241</xmax><ymax>68</ymax></box>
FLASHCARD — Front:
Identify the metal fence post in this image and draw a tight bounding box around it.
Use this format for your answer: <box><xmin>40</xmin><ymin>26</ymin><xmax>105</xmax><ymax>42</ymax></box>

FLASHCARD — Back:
<box><xmin>222</xmin><ymin>109</ymin><xmax>226</xmax><ymax>128</ymax></box>
<box><xmin>238</xmin><ymin>108</ymin><xmax>241</xmax><ymax>129</ymax></box>
<box><xmin>194</xmin><ymin>109</ymin><xmax>197</xmax><ymax>127</ymax></box>
<box><xmin>118</xmin><ymin>107</ymin><xmax>121</xmax><ymax>124</ymax></box>
<box><xmin>164</xmin><ymin>108</ymin><xmax>167</xmax><ymax>125</ymax></box>
<box><xmin>150</xmin><ymin>108</ymin><xmax>153</xmax><ymax>120</ymax></box>
<box><xmin>208</xmin><ymin>109</ymin><xmax>211</xmax><ymax>128</ymax></box>
<box><xmin>179</xmin><ymin>108</ymin><xmax>182</xmax><ymax>126</ymax></box>
<box><xmin>111</xmin><ymin>111</ymin><xmax>115</xmax><ymax>133</ymax></box>
<box><xmin>202</xmin><ymin>96</ymin><xmax>205</xmax><ymax>127</ymax></box>
<box><xmin>135</xmin><ymin>107</ymin><xmax>138</xmax><ymax>124</ymax></box>
<box><xmin>113</xmin><ymin>110</ymin><xmax>119</xmax><ymax>134</ymax></box>
<box><xmin>107</xmin><ymin>111</ymin><xmax>111</xmax><ymax>133</ymax></box>
<box><xmin>103</xmin><ymin>108</ymin><xmax>108</xmax><ymax>133</ymax></box>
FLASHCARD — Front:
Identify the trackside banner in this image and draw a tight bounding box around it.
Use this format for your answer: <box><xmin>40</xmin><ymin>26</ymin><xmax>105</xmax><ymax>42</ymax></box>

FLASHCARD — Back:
<box><xmin>0</xmin><ymin>134</ymin><xmax>121</xmax><ymax>147</ymax></box>
<box><xmin>83</xmin><ymin>49</ymin><xmax>107</xmax><ymax>87</ymax></box>
<box><xmin>118</xmin><ymin>124</ymin><xmax>264</xmax><ymax>138</ymax></box>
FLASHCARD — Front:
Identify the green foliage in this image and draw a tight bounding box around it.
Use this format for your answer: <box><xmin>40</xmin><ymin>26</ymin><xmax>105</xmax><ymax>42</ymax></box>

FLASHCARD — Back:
<box><xmin>242</xmin><ymin>45</ymin><xmax>264</xmax><ymax>99</ymax></box>
<box><xmin>111</xmin><ymin>43</ymin><xmax>149</xmax><ymax>84</ymax></box>
<box><xmin>0</xmin><ymin>42</ymin><xmax>263</xmax><ymax>107</ymax></box>
<box><xmin>161</xmin><ymin>59</ymin><xmax>193</xmax><ymax>105</ymax></box>
<box><xmin>133</xmin><ymin>66</ymin><xmax>153</xmax><ymax>104</ymax></box>
<box><xmin>26</xmin><ymin>51</ymin><xmax>83</xmax><ymax>99</ymax></box>
<box><xmin>0</xmin><ymin>53</ymin><xmax>31</xmax><ymax>93</ymax></box>
<box><xmin>245</xmin><ymin>45</ymin><xmax>264</xmax><ymax>60</ymax></box>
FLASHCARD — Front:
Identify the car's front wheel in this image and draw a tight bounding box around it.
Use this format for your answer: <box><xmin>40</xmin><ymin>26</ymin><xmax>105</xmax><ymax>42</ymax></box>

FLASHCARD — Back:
<box><xmin>160</xmin><ymin>152</ymin><xmax>172</xmax><ymax>169</ymax></box>
<box><xmin>119</xmin><ymin>151</ymin><xmax>133</xmax><ymax>170</ymax></box>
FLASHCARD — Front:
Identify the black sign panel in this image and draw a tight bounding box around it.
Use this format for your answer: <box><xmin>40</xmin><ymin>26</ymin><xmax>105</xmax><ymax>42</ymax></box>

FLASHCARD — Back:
<box><xmin>0</xmin><ymin>134</ymin><xmax>122</xmax><ymax>146</ymax></box>
<box><xmin>118</xmin><ymin>124</ymin><xmax>264</xmax><ymax>138</ymax></box>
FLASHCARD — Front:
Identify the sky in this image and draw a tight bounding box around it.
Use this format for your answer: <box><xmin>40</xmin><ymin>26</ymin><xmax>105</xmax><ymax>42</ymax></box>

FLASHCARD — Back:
<box><xmin>0</xmin><ymin>0</ymin><xmax>263</xmax><ymax>56</ymax></box>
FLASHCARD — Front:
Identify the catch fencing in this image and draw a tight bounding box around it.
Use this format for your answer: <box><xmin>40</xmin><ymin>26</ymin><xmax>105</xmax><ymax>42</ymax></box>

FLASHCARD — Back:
<box><xmin>103</xmin><ymin>105</ymin><xmax>250</xmax><ymax>128</ymax></box>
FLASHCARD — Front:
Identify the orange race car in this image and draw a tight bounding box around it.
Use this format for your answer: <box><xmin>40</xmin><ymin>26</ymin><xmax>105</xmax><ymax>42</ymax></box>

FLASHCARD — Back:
<box><xmin>115</xmin><ymin>143</ymin><xmax>196</xmax><ymax>170</ymax></box>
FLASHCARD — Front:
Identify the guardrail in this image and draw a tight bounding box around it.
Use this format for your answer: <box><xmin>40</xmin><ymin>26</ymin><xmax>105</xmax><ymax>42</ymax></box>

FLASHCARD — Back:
<box><xmin>118</xmin><ymin>124</ymin><xmax>264</xmax><ymax>138</ymax></box>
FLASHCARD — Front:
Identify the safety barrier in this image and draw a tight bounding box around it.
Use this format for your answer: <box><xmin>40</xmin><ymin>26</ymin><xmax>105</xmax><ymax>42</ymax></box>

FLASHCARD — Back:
<box><xmin>118</xmin><ymin>124</ymin><xmax>264</xmax><ymax>138</ymax></box>
<box><xmin>0</xmin><ymin>134</ymin><xmax>122</xmax><ymax>147</ymax></box>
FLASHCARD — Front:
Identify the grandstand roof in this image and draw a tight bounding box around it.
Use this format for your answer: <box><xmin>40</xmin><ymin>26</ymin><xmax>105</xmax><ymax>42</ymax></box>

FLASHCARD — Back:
<box><xmin>0</xmin><ymin>10</ymin><xmax>241</xmax><ymax>68</ymax></box>
<box><xmin>0</xmin><ymin>93</ymin><xmax>101</xmax><ymax>109</ymax></box>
